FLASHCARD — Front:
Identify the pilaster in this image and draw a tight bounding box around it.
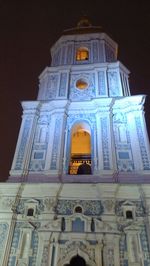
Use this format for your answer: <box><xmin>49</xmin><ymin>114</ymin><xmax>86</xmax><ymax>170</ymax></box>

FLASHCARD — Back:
<box><xmin>9</xmin><ymin>101</ymin><xmax>40</xmax><ymax>178</ymax></box>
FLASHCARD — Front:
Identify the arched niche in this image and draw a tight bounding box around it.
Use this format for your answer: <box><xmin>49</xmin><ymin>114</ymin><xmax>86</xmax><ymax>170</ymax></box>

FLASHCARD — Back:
<box><xmin>69</xmin><ymin>122</ymin><xmax>92</xmax><ymax>175</ymax></box>
<box><xmin>69</xmin><ymin>255</ymin><xmax>86</xmax><ymax>265</ymax></box>
<box><xmin>59</xmin><ymin>246</ymin><xmax>96</xmax><ymax>266</ymax></box>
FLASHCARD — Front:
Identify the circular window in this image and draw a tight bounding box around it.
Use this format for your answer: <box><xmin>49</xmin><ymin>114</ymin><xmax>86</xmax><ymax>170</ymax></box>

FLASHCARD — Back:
<box><xmin>76</xmin><ymin>79</ymin><xmax>88</xmax><ymax>90</ymax></box>
<box><xmin>74</xmin><ymin>206</ymin><xmax>83</xmax><ymax>213</ymax></box>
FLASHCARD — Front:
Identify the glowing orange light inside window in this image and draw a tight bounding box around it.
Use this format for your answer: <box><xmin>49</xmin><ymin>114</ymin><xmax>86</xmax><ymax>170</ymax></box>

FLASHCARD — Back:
<box><xmin>76</xmin><ymin>47</ymin><xmax>89</xmax><ymax>61</ymax></box>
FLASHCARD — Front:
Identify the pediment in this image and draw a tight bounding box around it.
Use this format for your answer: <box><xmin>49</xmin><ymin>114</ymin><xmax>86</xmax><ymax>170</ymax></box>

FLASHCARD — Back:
<box><xmin>96</xmin><ymin>219</ymin><xmax>117</xmax><ymax>232</ymax></box>
<box><xmin>124</xmin><ymin>223</ymin><xmax>141</xmax><ymax>232</ymax></box>
<box><xmin>25</xmin><ymin>198</ymin><xmax>39</xmax><ymax>204</ymax></box>
<box><xmin>17</xmin><ymin>221</ymin><xmax>38</xmax><ymax>229</ymax></box>
<box><xmin>122</xmin><ymin>200</ymin><xmax>134</xmax><ymax>206</ymax></box>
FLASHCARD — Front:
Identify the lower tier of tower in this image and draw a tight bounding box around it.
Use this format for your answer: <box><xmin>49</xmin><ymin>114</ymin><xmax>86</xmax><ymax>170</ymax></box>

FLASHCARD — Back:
<box><xmin>0</xmin><ymin>183</ymin><xmax>150</xmax><ymax>266</ymax></box>
<box><xmin>9</xmin><ymin>96</ymin><xmax>150</xmax><ymax>181</ymax></box>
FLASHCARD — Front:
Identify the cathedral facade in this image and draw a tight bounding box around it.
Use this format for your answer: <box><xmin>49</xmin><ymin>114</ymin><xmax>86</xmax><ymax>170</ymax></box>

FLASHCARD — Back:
<box><xmin>1</xmin><ymin>18</ymin><xmax>150</xmax><ymax>266</ymax></box>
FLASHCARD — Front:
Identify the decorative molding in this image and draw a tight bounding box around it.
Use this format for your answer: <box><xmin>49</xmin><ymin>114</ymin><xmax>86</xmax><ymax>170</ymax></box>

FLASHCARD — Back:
<box><xmin>56</xmin><ymin>200</ymin><xmax>103</xmax><ymax>216</ymax></box>
<box><xmin>102</xmin><ymin>200</ymin><xmax>115</xmax><ymax>213</ymax></box>
<box><xmin>115</xmin><ymin>200</ymin><xmax>144</xmax><ymax>217</ymax></box>
<box><xmin>17</xmin><ymin>199</ymin><xmax>44</xmax><ymax>215</ymax></box>
<box><xmin>58</xmin><ymin>240</ymin><xmax>96</xmax><ymax>266</ymax></box>
<box><xmin>70</xmin><ymin>73</ymin><xmax>95</xmax><ymax>100</ymax></box>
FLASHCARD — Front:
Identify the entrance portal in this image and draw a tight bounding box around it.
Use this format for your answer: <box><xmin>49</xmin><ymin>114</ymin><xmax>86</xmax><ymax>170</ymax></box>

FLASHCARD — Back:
<box><xmin>65</xmin><ymin>255</ymin><xmax>86</xmax><ymax>266</ymax></box>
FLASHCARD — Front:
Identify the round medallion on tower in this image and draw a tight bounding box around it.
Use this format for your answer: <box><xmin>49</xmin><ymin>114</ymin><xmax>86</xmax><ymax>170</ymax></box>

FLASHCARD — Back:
<box><xmin>76</xmin><ymin>78</ymin><xmax>89</xmax><ymax>90</ymax></box>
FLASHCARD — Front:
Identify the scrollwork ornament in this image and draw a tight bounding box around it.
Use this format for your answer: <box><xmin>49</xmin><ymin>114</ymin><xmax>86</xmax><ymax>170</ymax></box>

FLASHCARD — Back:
<box><xmin>2</xmin><ymin>198</ymin><xmax>14</xmax><ymax>208</ymax></box>
<box><xmin>103</xmin><ymin>200</ymin><xmax>115</xmax><ymax>213</ymax></box>
<box><xmin>44</xmin><ymin>197</ymin><xmax>55</xmax><ymax>211</ymax></box>
<box><xmin>41</xmin><ymin>245</ymin><xmax>49</xmax><ymax>266</ymax></box>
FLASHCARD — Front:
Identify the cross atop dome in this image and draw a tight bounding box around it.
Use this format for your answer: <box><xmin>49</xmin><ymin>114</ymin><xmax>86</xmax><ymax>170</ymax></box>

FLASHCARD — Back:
<box><xmin>63</xmin><ymin>16</ymin><xmax>102</xmax><ymax>35</ymax></box>
<box><xmin>77</xmin><ymin>15</ymin><xmax>92</xmax><ymax>28</ymax></box>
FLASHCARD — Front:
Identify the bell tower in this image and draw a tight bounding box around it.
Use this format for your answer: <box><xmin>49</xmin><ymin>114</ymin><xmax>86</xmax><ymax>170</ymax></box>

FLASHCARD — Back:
<box><xmin>1</xmin><ymin>17</ymin><xmax>150</xmax><ymax>266</ymax></box>
<box><xmin>9</xmin><ymin>17</ymin><xmax>150</xmax><ymax>183</ymax></box>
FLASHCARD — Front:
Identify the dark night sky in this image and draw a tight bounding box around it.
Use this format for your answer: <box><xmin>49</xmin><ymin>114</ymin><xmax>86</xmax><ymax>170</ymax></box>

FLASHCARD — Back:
<box><xmin>0</xmin><ymin>0</ymin><xmax>150</xmax><ymax>181</ymax></box>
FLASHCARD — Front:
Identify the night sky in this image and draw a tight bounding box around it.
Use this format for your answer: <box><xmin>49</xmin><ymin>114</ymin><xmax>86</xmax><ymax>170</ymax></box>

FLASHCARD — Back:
<box><xmin>0</xmin><ymin>0</ymin><xmax>150</xmax><ymax>181</ymax></box>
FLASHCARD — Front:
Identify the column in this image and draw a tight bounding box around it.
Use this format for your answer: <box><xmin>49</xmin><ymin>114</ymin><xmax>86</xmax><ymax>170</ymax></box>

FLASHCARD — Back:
<box><xmin>103</xmin><ymin>234</ymin><xmax>120</xmax><ymax>266</ymax></box>
<box><xmin>125</xmin><ymin>229</ymin><xmax>143</xmax><ymax>266</ymax></box>
<box><xmin>95</xmin><ymin>241</ymin><xmax>103</xmax><ymax>266</ymax></box>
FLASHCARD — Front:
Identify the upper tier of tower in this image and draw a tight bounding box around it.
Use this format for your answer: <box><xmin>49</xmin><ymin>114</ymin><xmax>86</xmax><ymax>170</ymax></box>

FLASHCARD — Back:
<box><xmin>50</xmin><ymin>18</ymin><xmax>118</xmax><ymax>67</ymax></box>
<box><xmin>37</xmin><ymin>18</ymin><xmax>130</xmax><ymax>101</ymax></box>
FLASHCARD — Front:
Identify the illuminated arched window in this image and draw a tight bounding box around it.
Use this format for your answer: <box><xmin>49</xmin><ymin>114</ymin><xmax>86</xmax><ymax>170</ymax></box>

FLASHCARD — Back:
<box><xmin>76</xmin><ymin>47</ymin><xmax>89</xmax><ymax>61</ymax></box>
<box><xmin>69</xmin><ymin>122</ymin><xmax>91</xmax><ymax>175</ymax></box>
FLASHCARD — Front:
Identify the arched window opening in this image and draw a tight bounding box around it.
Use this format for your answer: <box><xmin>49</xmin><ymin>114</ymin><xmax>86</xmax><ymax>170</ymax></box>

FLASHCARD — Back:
<box><xmin>72</xmin><ymin>218</ymin><xmax>84</xmax><ymax>232</ymax></box>
<box><xmin>91</xmin><ymin>218</ymin><xmax>95</xmax><ymax>232</ymax></box>
<box><xmin>27</xmin><ymin>208</ymin><xmax>34</xmax><ymax>217</ymax></box>
<box><xmin>70</xmin><ymin>255</ymin><xmax>86</xmax><ymax>266</ymax></box>
<box><xmin>126</xmin><ymin>210</ymin><xmax>133</xmax><ymax>219</ymax></box>
<box><xmin>69</xmin><ymin>122</ymin><xmax>91</xmax><ymax>175</ymax></box>
<box><xmin>61</xmin><ymin>217</ymin><xmax>66</xmax><ymax>231</ymax></box>
<box><xmin>76</xmin><ymin>47</ymin><xmax>89</xmax><ymax>61</ymax></box>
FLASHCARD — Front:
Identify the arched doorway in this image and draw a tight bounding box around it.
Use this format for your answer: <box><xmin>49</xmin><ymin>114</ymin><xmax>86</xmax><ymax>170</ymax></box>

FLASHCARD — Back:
<box><xmin>69</xmin><ymin>122</ymin><xmax>91</xmax><ymax>175</ymax></box>
<box><xmin>65</xmin><ymin>255</ymin><xmax>86</xmax><ymax>266</ymax></box>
